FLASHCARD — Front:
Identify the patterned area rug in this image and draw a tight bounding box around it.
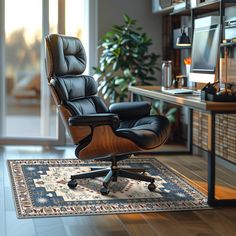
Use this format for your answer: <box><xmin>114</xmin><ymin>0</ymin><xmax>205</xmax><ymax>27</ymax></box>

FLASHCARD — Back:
<box><xmin>8</xmin><ymin>158</ymin><xmax>210</xmax><ymax>218</ymax></box>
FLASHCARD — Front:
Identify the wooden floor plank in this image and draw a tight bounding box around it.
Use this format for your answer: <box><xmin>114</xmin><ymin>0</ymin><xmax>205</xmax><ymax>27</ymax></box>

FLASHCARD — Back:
<box><xmin>168</xmin><ymin>211</ymin><xmax>221</xmax><ymax>236</ymax></box>
<box><xmin>158</xmin><ymin>154</ymin><xmax>236</xmax><ymax>188</ymax></box>
<box><xmin>33</xmin><ymin>218</ymin><xmax>68</xmax><ymax>236</ymax></box>
<box><xmin>61</xmin><ymin>215</ymin><xmax>129</xmax><ymax>236</ymax></box>
<box><xmin>118</xmin><ymin>214</ymin><xmax>158</xmax><ymax>236</ymax></box>
<box><xmin>195</xmin><ymin>210</ymin><xmax>236</xmax><ymax>236</ymax></box>
<box><xmin>142</xmin><ymin>212</ymin><xmax>195</xmax><ymax>236</ymax></box>
<box><xmin>216</xmin><ymin>208</ymin><xmax>236</xmax><ymax>227</ymax></box>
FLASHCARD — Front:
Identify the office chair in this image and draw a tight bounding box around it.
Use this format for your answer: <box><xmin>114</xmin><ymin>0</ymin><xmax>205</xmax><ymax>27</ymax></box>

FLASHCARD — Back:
<box><xmin>45</xmin><ymin>34</ymin><xmax>170</xmax><ymax>195</ymax></box>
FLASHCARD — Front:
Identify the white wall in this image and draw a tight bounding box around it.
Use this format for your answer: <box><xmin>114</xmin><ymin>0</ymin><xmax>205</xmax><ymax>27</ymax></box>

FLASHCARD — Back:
<box><xmin>97</xmin><ymin>0</ymin><xmax>163</xmax><ymax>83</ymax></box>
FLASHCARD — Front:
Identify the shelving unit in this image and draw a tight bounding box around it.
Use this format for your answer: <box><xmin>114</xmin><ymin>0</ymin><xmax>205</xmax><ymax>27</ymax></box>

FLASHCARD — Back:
<box><xmin>153</xmin><ymin>0</ymin><xmax>236</xmax><ymax>165</ymax></box>
<box><xmin>153</xmin><ymin>0</ymin><xmax>236</xmax><ymax>75</ymax></box>
<box><xmin>221</xmin><ymin>42</ymin><xmax>236</xmax><ymax>47</ymax></box>
<box><xmin>155</xmin><ymin>0</ymin><xmax>236</xmax><ymax>15</ymax></box>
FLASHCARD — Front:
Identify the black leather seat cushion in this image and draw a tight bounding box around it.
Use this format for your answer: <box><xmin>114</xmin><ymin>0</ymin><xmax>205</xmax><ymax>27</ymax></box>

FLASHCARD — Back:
<box><xmin>109</xmin><ymin>102</ymin><xmax>150</xmax><ymax>120</ymax></box>
<box><xmin>115</xmin><ymin>115</ymin><xmax>170</xmax><ymax>149</ymax></box>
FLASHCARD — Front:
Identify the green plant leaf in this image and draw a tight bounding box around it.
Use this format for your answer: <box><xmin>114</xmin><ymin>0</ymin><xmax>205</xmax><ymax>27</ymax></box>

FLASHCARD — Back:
<box><xmin>123</xmin><ymin>14</ymin><xmax>130</xmax><ymax>23</ymax></box>
<box><xmin>167</xmin><ymin>115</ymin><xmax>176</xmax><ymax>123</ymax></box>
<box><xmin>166</xmin><ymin>107</ymin><xmax>178</xmax><ymax>116</ymax></box>
<box><xmin>93</xmin><ymin>14</ymin><xmax>160</xmax><ymax>104</ymax></box>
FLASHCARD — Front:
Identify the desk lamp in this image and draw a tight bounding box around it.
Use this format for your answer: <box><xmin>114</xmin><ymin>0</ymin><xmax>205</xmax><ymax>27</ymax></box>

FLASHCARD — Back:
<box><xmin>176</xmin><ymin>26</ymin><xmax>191</xmax><ymax>47</ymax></box>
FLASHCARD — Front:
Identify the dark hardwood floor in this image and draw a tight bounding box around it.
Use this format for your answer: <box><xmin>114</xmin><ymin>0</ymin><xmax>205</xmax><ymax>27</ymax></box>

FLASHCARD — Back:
<box><xmin>0</xmin><ymin>145</ymin><xmax>236</xmax><ymax>236</ymax></box>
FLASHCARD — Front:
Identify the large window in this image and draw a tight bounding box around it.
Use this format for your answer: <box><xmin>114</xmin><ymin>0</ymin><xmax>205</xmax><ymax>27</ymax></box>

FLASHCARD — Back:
<box><xmin>0</xmin><ymin>0</ymin><xmax>94</xmax><ymax>144</ymax></box>
<box><xmin>4</xmin><ymin>0</ymin><xmax>47</xmax><ymax>138</ymax></box>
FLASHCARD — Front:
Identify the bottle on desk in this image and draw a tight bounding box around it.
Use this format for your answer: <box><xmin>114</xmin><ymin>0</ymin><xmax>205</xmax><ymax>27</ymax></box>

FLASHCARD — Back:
<box><xmin>161</xmin><ymin>60</ymin><xmax>172</xmax><ymax>90</ymax></box>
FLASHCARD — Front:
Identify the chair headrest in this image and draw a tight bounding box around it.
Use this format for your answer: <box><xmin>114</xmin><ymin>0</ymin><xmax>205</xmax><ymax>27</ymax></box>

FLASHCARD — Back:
<box><xmin>45</xmin><ymin>34</ymin><xmax>86</xmax><ymax>80</ymax></box>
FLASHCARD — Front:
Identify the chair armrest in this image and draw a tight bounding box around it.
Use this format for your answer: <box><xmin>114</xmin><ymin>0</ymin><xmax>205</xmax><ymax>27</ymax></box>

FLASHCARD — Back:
<box><xmin>68</xmin><ymin>113</ymin><xmax>120</xmax><ymax>128</ymax></box>
<box><xmin>109</xmin><ymin>101</ymin><xmax>151</xmax><ymax>120</ymax></box>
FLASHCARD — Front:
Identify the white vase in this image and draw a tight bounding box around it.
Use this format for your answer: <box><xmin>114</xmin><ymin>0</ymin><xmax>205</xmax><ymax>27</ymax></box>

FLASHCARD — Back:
<box><xmin>186</xmin><ymin>64</ymin><xmax>192</xmax><ymax>88</ymax></box>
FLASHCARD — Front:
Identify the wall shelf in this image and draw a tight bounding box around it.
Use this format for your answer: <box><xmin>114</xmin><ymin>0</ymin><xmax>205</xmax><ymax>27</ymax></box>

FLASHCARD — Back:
<box><xmin>221</xmin><ymin>42</ymin><xmax>236</xmax><ymax>47</ymax></box>
<box><xmin>174</xmin><ymin>45</ymin><xmax>192</xmax><ymax>49</ymax></box>
<box><xmin>192</xmin><ymin>0</ymin><xmax>220</xmax><ymax>11</ymax></box>
<box><xmin>170</xmin><ymin>0</ymin><xmax>233</xmax><ymax>16</ymax></box>
<box><xmin>156</xmin><ymin>5</ymin><xmax>174</xmax><ymax>15</ymax></box>
<box><xmin>170</xmin><ymin>7</ymin><xmax>191</xmax><ymax>16</ymax></box>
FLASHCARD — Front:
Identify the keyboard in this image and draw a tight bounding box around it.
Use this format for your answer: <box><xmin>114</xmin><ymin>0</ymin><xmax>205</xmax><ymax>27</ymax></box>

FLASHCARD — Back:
<box><xmin>162</xmin><ymin>88</ymin><xmax>193</xmax><ymax>94</ymax></box>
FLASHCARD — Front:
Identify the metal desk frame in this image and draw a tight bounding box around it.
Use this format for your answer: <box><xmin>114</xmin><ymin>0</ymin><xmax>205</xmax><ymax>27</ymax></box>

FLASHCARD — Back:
<box><xmin>129</xmin><ymin>85</ymin><xmax>236</xmax><ymax>207</ymax></box>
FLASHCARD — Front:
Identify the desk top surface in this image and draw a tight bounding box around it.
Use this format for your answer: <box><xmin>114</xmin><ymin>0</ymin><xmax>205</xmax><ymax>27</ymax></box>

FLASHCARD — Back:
<box><xmin>128</xmin><ymin>85</ymin><xmax>236</xmax><ymax>112</ymax></box>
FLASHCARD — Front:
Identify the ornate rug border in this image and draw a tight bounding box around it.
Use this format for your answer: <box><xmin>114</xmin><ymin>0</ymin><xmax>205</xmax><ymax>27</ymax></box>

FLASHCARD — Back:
<box><xmin>7</xmin><ymin>158</ymin><xmax>211</xmax><ymax>219</ymax></box>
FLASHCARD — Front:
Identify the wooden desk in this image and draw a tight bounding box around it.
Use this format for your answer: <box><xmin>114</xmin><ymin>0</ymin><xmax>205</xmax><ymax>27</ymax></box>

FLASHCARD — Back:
<box><xmin>129</xmin><ymin>86</ymin><xmax>236</xmax><ymax>111</ymax></box>
<box><xmin>128</xmin><ymin>85</ymin><xmax>236</xmax><ymax>207</ymax></box>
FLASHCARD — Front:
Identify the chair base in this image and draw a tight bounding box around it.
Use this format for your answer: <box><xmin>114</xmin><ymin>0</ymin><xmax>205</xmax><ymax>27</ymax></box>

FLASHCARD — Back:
<box><xmin>68</xmin><ymin>156</ymin><xmax>156</xmax><ymax>195</ymax></box>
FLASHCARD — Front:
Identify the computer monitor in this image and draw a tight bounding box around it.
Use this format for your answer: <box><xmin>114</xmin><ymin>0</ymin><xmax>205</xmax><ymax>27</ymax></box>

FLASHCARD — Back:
<box><xmin>189</xmin><ymin>16</ymin><xmax>221</xmax><ymax>83</ymax></box>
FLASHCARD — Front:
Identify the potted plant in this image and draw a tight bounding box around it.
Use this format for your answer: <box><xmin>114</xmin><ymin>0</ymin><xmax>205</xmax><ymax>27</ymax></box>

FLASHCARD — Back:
<box><xmin>93</xmin><ymin>15</ymin><xmax>179</xmax><ymax>141</ymax></box>
<box><xmin>93</xmin><ymin>14</ymin><xmax>160</xmax><ymax>103</ymax></box>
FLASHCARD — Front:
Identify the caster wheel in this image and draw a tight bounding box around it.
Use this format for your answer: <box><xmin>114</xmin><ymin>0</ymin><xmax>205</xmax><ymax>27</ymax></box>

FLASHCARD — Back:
<box><xmin>100</xmin><ymin>187</ymin><xmax>109</xmax><ymax>195</ymax></box>
<box><xmin>68</xmin><ymin>179</ymin><xmax>77</xmax><ymax>189</ymax></box>
<box><xmin>148</xmin><ymin>183</ymin><xmax>156</xmax><ymax>192</ymax></box>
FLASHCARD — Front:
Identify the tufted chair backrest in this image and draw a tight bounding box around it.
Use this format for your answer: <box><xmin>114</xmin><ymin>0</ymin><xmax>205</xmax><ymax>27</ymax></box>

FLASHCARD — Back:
<box><xmin>45</xmin><ymin>34</ymin><xmax>87</xmax><ymax>78</ymax></box>
<box><xmin>45</xmin><ymin>34</ymin><xmax>108</xmax><ymax>143</ymax></box>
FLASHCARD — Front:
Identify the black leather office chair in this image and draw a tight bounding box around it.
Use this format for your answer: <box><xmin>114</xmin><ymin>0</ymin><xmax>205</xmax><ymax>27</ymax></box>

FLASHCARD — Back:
<box><xmin>45</xmin><ymin>34</ymin><xmax>170</xmax><ymax>195</ymax></box>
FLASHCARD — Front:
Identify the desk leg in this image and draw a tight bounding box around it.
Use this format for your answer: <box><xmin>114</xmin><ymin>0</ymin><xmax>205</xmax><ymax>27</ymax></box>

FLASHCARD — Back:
<box><xmin>208</xmin><ymin>111</ymin><xmax>236</xmax><ymax>207</ymax></box>
<box><xmin>208</xmin><ymin>111</ymin><xmax>216</xmax><ymax>206</ymax></box>
<box><xmin>187</xmin><ymin>108</ymin><xmax>193</xmax><ymax>154</ymax></box>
